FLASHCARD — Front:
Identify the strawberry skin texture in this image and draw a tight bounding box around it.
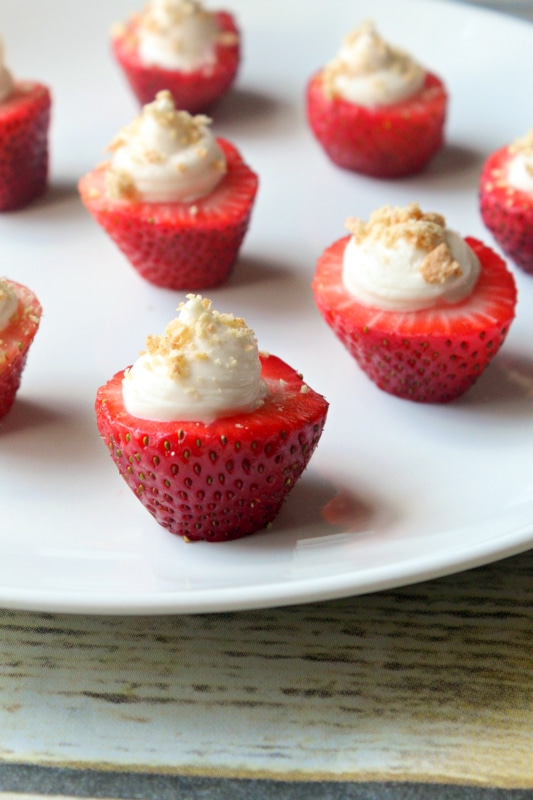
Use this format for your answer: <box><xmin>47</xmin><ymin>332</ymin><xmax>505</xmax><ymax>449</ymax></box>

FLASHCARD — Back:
<box><xmin>480</xmin><ymin>145</ymin><xmax>533</xmax><ymax>275</ymax></box>
<box><xmin>0</xmin><ymin>82</ymin><xmax>51</xmax><ymax>211</ymax></box>
<box><xmin>312</xmin><ymin>237</ymin><xmax>516</xmax><ymax>403</ymax></box>
<box><xmin>112</xmin><ymin>11</ymin><xmax>239</xmax><ymax>114</ymax></box>
<box><xmin>306</xmin><ymin>71</ymin><xmax>447</xmax><ymax>178</ymax></box>
<box><xmin>0</xmin><ymin>280</ymin><xmax>42</xmax><ymax>419</ymax></box>
<box><xmin>95</xmin><ymin>354</ymin><xmax>329</xmax><ymax>542</ymax></box>
<box><xmin>78</xmin><ymin>138</ymin><xmax>258</xmax><ymax>290</ymax></box>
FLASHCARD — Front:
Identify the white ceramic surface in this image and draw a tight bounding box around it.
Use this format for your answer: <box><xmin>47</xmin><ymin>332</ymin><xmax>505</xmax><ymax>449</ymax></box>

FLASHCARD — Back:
<box><xmin>1</xmin><ymin>0</ymin><xmax>533</xmax><ymax>614</ymax></box>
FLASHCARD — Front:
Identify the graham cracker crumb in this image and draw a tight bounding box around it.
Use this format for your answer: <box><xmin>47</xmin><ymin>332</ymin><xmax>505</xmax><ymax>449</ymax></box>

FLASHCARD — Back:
<box><xmin>346</xmin><ymin>203</ymin><xmax>463</xmax><ymax>286</ymax></box>
<box><xmin>323</xmin><ymin>20</ymin><xmax>423</xmax><ymax>99</ymax></box>
<box><xmin>419</xmin><ymin>241</ymin><xmax>463</xmax><ymax>284</ymax></box>
<box><xmin>144</xmin><ymin>295</ymin><xmax>255</xmax><ymax>380</ymax></box>
<box><xmin>106</xmin><ymin>169</ymin><xmax>138</xmax><ymax>201</ymax></box>
<box><xmin>509</xmin><ymin>129</ymin><xmax>533</xmax><ymax>156</ymax></box>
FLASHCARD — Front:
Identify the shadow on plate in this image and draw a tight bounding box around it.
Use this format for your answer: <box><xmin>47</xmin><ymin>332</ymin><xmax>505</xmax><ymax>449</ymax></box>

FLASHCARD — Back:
<box><xmin>250</xmin><ymin>473</ymin><xmax>395</xmax><ymax>551</ymax></box>
<box><xmin>428</xmin><ymin>142</ymin><xmax>485</xmax><ymax>178</ymax></box>
<box><xmin>0</xmin><ymin>398</ymin><xmax>66</xmax><ymax>435</ymax></box>
<box><xmin>457</xmin><ymin>352</ymin><xmax>533</xmax><ymax>416</ymax></box>
<box><xmin>212</xmin><ymin>87</ymin><xmax>290</xmax><ymax>132</ymax></box>
<box><xmin>227</xmin><ymin>252</ymin><xmax>290</xmax><ymax>288</ymax></box>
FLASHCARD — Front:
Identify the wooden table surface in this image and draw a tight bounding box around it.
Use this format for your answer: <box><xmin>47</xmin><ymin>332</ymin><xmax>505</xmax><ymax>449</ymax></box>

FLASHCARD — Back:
<box><xmin>1</xmin><ymin>548</ymin><xmax>532</xmax><ymax>798</ymax></box>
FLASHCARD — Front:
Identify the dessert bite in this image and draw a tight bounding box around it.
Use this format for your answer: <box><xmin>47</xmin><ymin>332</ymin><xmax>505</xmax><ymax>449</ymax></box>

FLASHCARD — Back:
<box><xmin>312</xmin><ymin>203</ymin><xmax>517</xmax><ymax>403</ymax></box>
<box><xmin>0</xmin><ymin>278</ymin><xmax>42</xmax><ymax>419</ymax></box>
<box><xmin>306</xmin><ymin>21</ymin><xmax>447</xmax><ymax>178</ymax></box>
<box><xmin>480</xmin><ymin>130</ymin><xmax>533</xmax><ymax>275</ymax></box>
<box><xmin>0</xmin><ymin>39</ymin><xmax>51</xmax><ymax>210</ymax></box>
<box><xmin>95</xmin><ymin>295</ymin><xmax>329</xmax><ymax>542</ymax></box>
<box><xmin>111</xmin><ymin>0</ymin><xmax>240</xmax><ymax>114</ymax></box>
<box><xmin>78</xmin><ymin>90</ymin><xmax>258</xmax><ymax>290</ymax></box>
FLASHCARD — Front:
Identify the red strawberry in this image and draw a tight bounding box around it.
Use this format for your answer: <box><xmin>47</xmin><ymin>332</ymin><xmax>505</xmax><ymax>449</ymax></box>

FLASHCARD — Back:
<box><xmin>480</xmin><ymin>145</ymin><xmax>533</xmax><ymax>275</ymax></box>
<box><xmin>0</xmin><ymin>82</ymin><xmax>51</xmax><ymax>211</ymax></box>
<box><xmin>78</xmin><ymin>138</ymin><xmax>258</xmax><ymax>290</ymax></box>
<box><xmin>306</xmin><ymin>71</ymin><xmax>447</xmax><ymax>178</ymax></box>
<box><xmin>111</xmin><ymin>11</ymin><xmax>239</xmax><ymax>114</ymax></box>
<box><xmin>95</xmin><ymin>354</ymin><xmax>328</xmax><ymax>542</ymax></box>
<box><xmin>0</xmin><ymin>279</ymin><xmax>42</xmax><ymax>419</ymax></box>
<box><xmin>312</xmin><ymin>236</ymin><xmax>516</xmax><ymax>403</ymax></box>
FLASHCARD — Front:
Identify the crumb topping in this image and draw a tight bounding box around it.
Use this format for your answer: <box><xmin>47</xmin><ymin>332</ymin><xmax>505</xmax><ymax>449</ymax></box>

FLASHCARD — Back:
<box><xmin>105</xmin><ymin>90</ymin><xmax>225</xmax><ymax>202</ymax></box>
<box><xmin>323</xmin><ymin>20</ymin><xmax>423</xmax><ymax>99</ymax></box>
<box><xmin>0</xmin><ymin>279</ymin><xmax>14</xmax><ymax>304</ymax></box>
<box><xmin>134</xmin><ymin>0</ymin><xmax>236</xmax><ymax>56</ymax></box>
<box><xmin>143</xmin><ymin>0</ymin><xmax>209</xmax><ymax>31</ymax></box>
<box><xmin>345</xmin><ymin>203</ymin><xmax>463</xmax><ymax>285</ymax></box>
<box><xmin>143</xmin><ymin>295</ymin><xmax>256</xmax><ymax>379</ymax></box>
<box><xmin>509</xmin><ymin>129</ymin><xmax>533</xmax><ymax>156</ymax></box>
<box><xmin>107</xmin><ymin>91</ymin><xmax>211</xmax><ymax>156</ymax></box>
<box><xmin>106</xmin><ymin>169</ymin><xmax>138</xmax><ymax>201</ymax></box>
<box><xmin>509</xmin><ymin>130</ymin><xmax>533</xmax><ymax>179</ymax></box>
<box><xmin>419</xmin><ymin>241</ymin><xmax>463</xmax><ymax>284</ymax></box>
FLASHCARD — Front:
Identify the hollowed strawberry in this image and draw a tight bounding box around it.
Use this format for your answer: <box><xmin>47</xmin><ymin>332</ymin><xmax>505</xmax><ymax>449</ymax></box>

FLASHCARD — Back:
<box><xmin>312</xmin><ymin>236</ymin><xmax>517</xmax><ymax>403</ymax></box>
<box><xmin>95</xmin><ymin>354</ymin><xmax>329</xmax><ymax>541</ymax></box>
<box><xmin>78</xmin><ymin>138</ymin><xmax>258</xmax><ymax>290</ymax></box>
<box><xmin>306</xmin><ymin>71</ymin><xmax>447</xmax><ymax>178</ymax></box>
<box><xmin>112</xmin><ymin>11</ymin><xmax>239</xmax><ymax>114</ymax></box>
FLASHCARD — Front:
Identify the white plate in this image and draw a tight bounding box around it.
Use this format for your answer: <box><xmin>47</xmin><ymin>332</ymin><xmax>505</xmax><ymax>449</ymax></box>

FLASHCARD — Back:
<box><xmin>1</xmin><ymin>0</ymin><xmax>533</xmax><ymax>615</ymax></box>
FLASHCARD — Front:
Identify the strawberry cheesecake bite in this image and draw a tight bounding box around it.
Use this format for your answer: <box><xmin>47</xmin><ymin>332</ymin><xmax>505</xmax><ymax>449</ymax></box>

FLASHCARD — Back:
<box><xmin>79</xmin><ymin>90</ymin><xmax>258</xmax><ymax>290</ymax></box>
<box><xmin>95</xmin><ymin>295</ymin><xmax>329</xmax><ymax>542</ymax></box>
<box><xmin>111</xmin><ymin>0</ymin><xmax>240</xmax><ymax>114</ymax></box>
<box><xmin>480</xmin><ymin>130</ymin><xmax>533</xmax><ymax>275</ymax></box>
<box><xmin>306</xmin><ymin>21</ymin><xmax>447</xmax><ymax>178</ymax></box>
<box><xmin>0</xmin><ymin>278</ymin><xmax>42</xmax><ymax>419</ymax></box>
<box><xmin>312</xmin><ymin>203</ymin><xmax>517</xmax><ymax>403</ymax></box>
<box><xmin>0</xmin><ymin>39</ymin><xmax>51</xmax><ymax>211</ymax></box>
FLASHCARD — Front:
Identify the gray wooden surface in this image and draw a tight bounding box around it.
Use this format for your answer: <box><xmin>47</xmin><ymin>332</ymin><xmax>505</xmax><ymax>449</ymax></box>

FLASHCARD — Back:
<box><xmin>1</xmin><ymin>549</ymin><xmax>532</xmax><ymax>795</ymax></box>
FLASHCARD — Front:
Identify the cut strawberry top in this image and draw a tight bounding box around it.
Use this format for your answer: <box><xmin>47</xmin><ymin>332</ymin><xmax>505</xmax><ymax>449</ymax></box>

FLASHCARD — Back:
<box><xmin>0</xmin><ymin>282</ymin><xmax>42</xmax><ymax>371</ymax></box>
<box><xmin>98</xmin><ymin>354</ymin><xmax>327</xmax><ymax>442</ymax></box>
<box><xmin>0</xmin><ymin>280</ymin><xmax>42</xmax><ymax>419</ymax></box>
<box><xmin>79</xmin><ymin>137</ymin><xmax>257</xmax><ymax>227</ymax></box>
<box><xmin>314</xmin><ymin>236</ymin><xmax>516</xmax><ymax>338</ymax></box>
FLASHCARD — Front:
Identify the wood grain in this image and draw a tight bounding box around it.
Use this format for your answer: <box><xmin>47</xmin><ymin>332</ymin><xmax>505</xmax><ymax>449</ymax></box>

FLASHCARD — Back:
<box><xmin>1</xmin><ymin>549</ymin><xmax>532</xmax><ymax>787</ymax></box>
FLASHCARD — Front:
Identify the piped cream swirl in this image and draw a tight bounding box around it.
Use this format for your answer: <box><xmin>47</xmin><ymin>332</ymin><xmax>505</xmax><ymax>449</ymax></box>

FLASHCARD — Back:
<box><xmin>137</xmin><ymin>0</ymin><xmax>219</xmax><ymax>71</ymax></box>
<box><xmin>507</xmin><ymin>130</ymin><xmax>533</xmax><ymax>194</ymax></box>
<box><xmin>122</xmin><ymin>294</ymin><xmax>268</xmax><ymax>422</ymax></box>
<box><xmin>342</xmin><ymin>204</ymin><xmax>480</xmax><ymax>312</ymax></box>
<box><xmin>0</xmin><ymin>279</ymin><xmax>18</xmax><ymax>331</ymax></box>
<box><xmin>0</xmin><ymin>38</ymin><xmax>14</xmax><ymax>103</ymax></box>
<box><xmin>324</xmin><ymin>20</ymin><xmax>425</xmax><ymax>106</ymax></box>
<box><xmin>106</xmin><ymin>90</ymin><xmax>226</xmax><ymax>203</ymax></box>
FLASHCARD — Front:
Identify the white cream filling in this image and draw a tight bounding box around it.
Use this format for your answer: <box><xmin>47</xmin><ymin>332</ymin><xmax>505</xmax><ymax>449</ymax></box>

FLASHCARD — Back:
<box><xmin>507</xmin><ymin>151</ymin><xmax>533</xmax><ymax>194</ymax></box>
<box><xmin>342</xmin><ymin>207</ymin><xmax>480</xmax><ymax>312</ymax></box>
<box><xmin>326</xmin><ymin>21</ymin><xmax>425</xmax><ymax>107</ymax></box>
<box><xmin>0</xmin><ymin>279</ymin><xmax>18</xmax><ymax>331</ymax></box>
<box><xmin>0</xmin><ymin>38</ymin><xmax>14</xmax><ymax>103</ymax></box>
<box><xmin>123</xmin><ymin>295</ymin><xmax>268</xmax><ymax>423</ymax></box>
<box><xmin>106</xmin><ymin>90</ymin><xmax>226</xmax><ymax>203</ymax></box>
<box><xmin>137</xmin><ymin>0</ymin><xmax>218</xmax><ymax>71</ymax></box>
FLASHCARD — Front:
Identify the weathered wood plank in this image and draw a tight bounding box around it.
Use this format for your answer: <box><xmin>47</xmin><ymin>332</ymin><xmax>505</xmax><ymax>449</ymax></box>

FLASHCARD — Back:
<box><xmin>0</xmin><ymin>550</ymin><xmax>532</xmax><ymax>786</ymax></box>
